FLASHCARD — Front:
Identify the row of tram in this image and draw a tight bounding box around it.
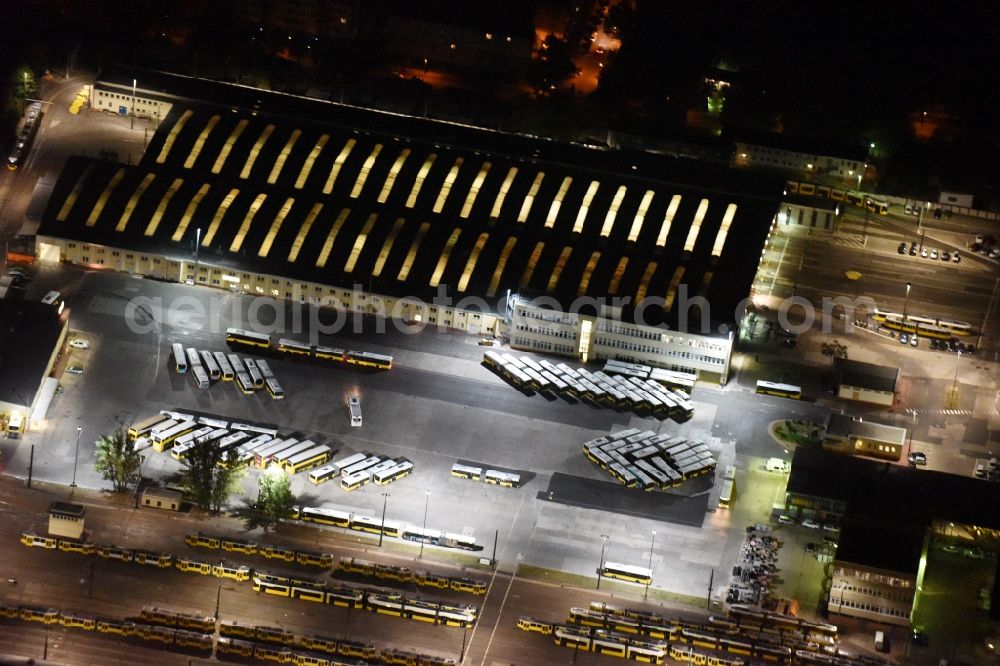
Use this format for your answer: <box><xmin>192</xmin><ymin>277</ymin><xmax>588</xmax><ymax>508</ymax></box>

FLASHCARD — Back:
<box><xmin>784</xmin><ymin>181</ymin><xmax>889</xmax><ymax>215</ymax></box>
<box><xmin>225</xmin><ymin>328</ymin><xmax>393</xmax><ymax>370</ymax></box>
<box><xmin>292</xmin><ymin>505</ymin><xmax>482</xmax><ymax>551</ymax></box>
<box><xmin>870</xmin><ymin>308</ymin><xmax>971</xmax><ymax>339</ymax></box>
<box><xmin>516</xmin><ymin>601</ymin><xmax>878</xmax><ymax>666</ymax></box>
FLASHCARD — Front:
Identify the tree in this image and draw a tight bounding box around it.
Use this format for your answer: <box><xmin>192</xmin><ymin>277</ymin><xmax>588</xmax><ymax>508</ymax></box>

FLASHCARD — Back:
<box><xmin>11</xmin><ymin>66</ymin><xmax>36</xmax><ymax>114</ymax></box>
<box><xmin>93</xmin><ymin>429</ymin><xmax>142</xmax><ymax>493</ymax></box>
<box><xmin>526</xmin><ymin>35</ymin><xmax>578</xmax><ymax>95</ymax></box>
<box><xmin>241</xmin><ymin>469</ymin><xmax>297</xmax><ymax>533</ymax></box>
<box><xmin>180</xmin><ymin>443</ymin><xmax>244</xmax><ymax>513</ymax></box>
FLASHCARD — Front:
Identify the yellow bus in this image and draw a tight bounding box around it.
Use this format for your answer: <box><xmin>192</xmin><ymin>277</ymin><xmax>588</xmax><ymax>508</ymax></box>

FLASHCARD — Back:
<box><xmin>600</xmin><ymin>561</ymin><xmax>653</xmax><ymax>585</ymax></box>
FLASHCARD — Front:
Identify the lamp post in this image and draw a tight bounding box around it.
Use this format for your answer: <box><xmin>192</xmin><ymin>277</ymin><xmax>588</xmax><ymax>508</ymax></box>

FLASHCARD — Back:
<box><xmin>71</xmin><ymin>426</ymin><xmax>83</xmax><ymax>489</ymax></box>
<box><xmin>951</xmin><ymin>350</ymin><xmax>962</xmax><ymax>395</ymax></box>
<box><xmin>378</xmin><ymin>493</ymin><xmax>389</xmax><ymax>547</ymax></box>
<box><xmin>419</xmin><ymin>491</ymin><xmax>429</xmax><ymax>558</ymax></box>
<box><xmin>903</xmin><ymin>282</ymin><xmax>911</xmax><ymax>325</ymax></box>
<box><xmin>644</xmin><ymin>530</ymin><xmax>656</xmax><ymax>600</ymax></box>
<box><xmin>597</xmin><ymin>534</ymin><xmax>609</xmax><ymax>589</ymax></box>
<box><xmin>130</xmin><ymin>78</ymin><xmax>136</xmax><ymax>129</ymax></box>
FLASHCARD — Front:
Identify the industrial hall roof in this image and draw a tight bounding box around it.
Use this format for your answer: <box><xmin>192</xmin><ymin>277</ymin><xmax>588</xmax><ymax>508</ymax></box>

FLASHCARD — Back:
<box><xmin>42</xmin><ymin>67</ymin><xmax>783</xmax><ymax>324</ymax></box>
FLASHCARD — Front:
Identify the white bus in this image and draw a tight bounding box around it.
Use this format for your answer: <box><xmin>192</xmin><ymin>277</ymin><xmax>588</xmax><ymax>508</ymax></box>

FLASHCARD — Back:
<box><xmin>340</xmin><ymin>455</ymin><xmax>381</xmax><ymax>478</ymax></box>
<box><xmin>185</xmin><ymin>347</ymin><xmax>203</xmax><ymax>371</ymax></box>
<box><xmin>264</xmin><ymin>377</ymin><xmax>284</xmax><ymax>400</ymax></box>
<box><xmin>192</xmin><ymin>365</ymin><xmax>210</xmax><ymax>389</ymax></box>
<box><xmin>348</xmin><ymin>396</ymin><xmax>362</xmax><ymax>427</ymax></box>
<box><xmin>600</xmin><ymin>562</ymin><xmax>652</xmax><ymax>585</ymax></box>
<box><xmin>128</xmin><ymin>415</ymin><xmax>171</xmax><ymax>440</ymax></box>
<box><xmin>152</xmin><ymin>419</ymin><xmax>197</xmax><ymax>452</ymax></box>
<box><xmin>199</xmin><ymin>351</ymin><xmax>221</xmax><ymax>380</ymax></box>
<box><xmin>244</xmin><ymin>359</ymin><xmax>264</xmax><ymax>389</ymax></box>
<box><xmin>213</xmin><ymin>352</ymin><xmax>235</xmax><ymax>381</ymax></box>
<box><xmin>328</xmin><ymin>452</ymin><xmax>368</xmax><ymax>476</ymax></box>
<box><xmin>41</xmin><ymin>291</ymin><xmax>65</xmax><ymax>314</ymax></box>
<box><xmin>227</xmin><ymin>353</ymin><xmax>245</xmax><ymax>374</ymax></box>
<box><xmin>256</xmin><ymin>359</ymin><xmax>274</xmax><ymax>380</ymax></box>
<box><xmin>172</xmin><ymin>343</ymin><xmax>187</xmax><ymax>373</ymax></box>
<box><xmin>374</xmin><ymin>461</ymin><xmax>413</xmax><ymax>486</ymax></box>
<box><xmin>308</xmin><ymin>464</ymin><xmax>340</xmax><ymax>485</ymax></box>
<box><xmin>484</xmin><ymin>469</ymin><xmax>521</xmax><ymax>488</ymax></box>
<box><xmin>235</xmin><ymin>371</ymin><xmax>254</xmax><ymax>395</ymax></box>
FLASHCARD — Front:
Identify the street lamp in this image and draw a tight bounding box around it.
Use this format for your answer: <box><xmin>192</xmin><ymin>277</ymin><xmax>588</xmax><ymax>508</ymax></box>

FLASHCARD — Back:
<box><xmin>644</xmin><ymin>530</ymin><xmax>656</xmax><ymax>600</ymax></box>
<box><xmin>903</xmin><ymin>282</ymin><xmax>911</xmax><ymax>324</ymax></box>
<box><xmin>419</xmin><ymin>491</ymin><xmax>430</xmax><ymax>558</ymax></box>
<box><xmin>71</xmin><ymin>426</ymin><xmax>83</xmax><ymax>488</ymax></box>
<box><xmin>951</xmin><ymin>350</ymin><xmax>962</xmax><ymax>395</ymax></box>
<box><xmin>378</xmin><ymin>493</ymin><xmax>389</xmax><ymax>547</ymax></box>
<box><xmin>597</xmin><ymin>534</ymin><xmax>609</xmax><ymax>589</ymax></box>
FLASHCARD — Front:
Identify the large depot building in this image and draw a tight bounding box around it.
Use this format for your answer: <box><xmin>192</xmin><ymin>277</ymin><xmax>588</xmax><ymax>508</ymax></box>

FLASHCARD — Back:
<box><xmin>39</xmin><ymin>67</ymin><xmax>783</xmax><ymax>383</ymax></box>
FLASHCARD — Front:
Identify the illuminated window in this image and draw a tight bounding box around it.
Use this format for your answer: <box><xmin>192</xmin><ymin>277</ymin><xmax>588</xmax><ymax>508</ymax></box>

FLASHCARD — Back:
<box><xmin>577</xmin><ymin>251</ymin><xmax>601</xmax><ymax>295</ymax></box>
<box><xmin>240</xmin><ymin>124</ymin><xmax>276</xmax><ymax>180</ymax></box>
<box><xmin>490</xmin><ymin>167</ymin><xmax>518</xmax><ymax>219</ymax></box>
<box><xmin>344</xmin><ymin>213</ymin><xmax>377</xmax><ymax>273</ymax></box>
<box><xmin>287</xmin><ymin>202</ymin><xmax>323</xmax><ymax>262</ymax></box>
<box><xmin>372</xmin><ymin>217</ymin><xmax>405</xmax><ymax>278</ymax></box>
<box><xmin>460</xmin><ymin>162</ymin><xmax>491</xmax><ymax>218</ymax></box>
<box><xmin>116</xmin><ymin>173</ymin><xmax>158</xmax><ymax>233</ymax></box>
<box><xmin>155</xmin><ymin>109</ymin><xmax>193</xmax><ymax>164</ymax></box>
<box><xmin>230</xmin><ymin>193</ymin><xmax>268</xmax><ymax>253</ymax></box>
<box><xmin>547</xmin><ymin>246</ymin><xmax>573</xmax><ymax>292</ymax></box>
<box><xmin>172</xmin><ymin>184</ymin><xmax>211</xmax><ymax>242</ymax></box>
<box><xmin>429</xmin><ymin>229</ymin><xmax>462</xmax><ymax>287</ymax></box>
<box><xmin>143</xmin><ymin>177</ymin><xmax>184</xmax><ymax>237</ymax></box>
<box><xmin>294</xmin><ymin>133</ymin><xmax>329</xmax><ymax>189</ymax></box>
<box><xmin>711</xmin><ymin>203</ymin><xmax>737</xmax><ymax>257</ymax></box>
<box><xmin>259</xmin><ymin>197</ymin><xmax>295</xmax><ymax>257</ymax></box>
<box><xmin>86</xmin><ymin>169</ymin><xmax>125</xmax><ymax>227</ymax></box>
<box><xmin>545</xmin><ymin>176</ymin><xmax>573</xmax><ymax>228</ymax></box>
<box><xmin>627</xmin><ymin>190</ymin><xmax>654</xmax><ymax>242</ymax></box>
<box><xmin>432</xmin><ymin>157</ymin><xmax>463</xmax><ymax>214</ymax></box>
<box><xmin>183</xmin><ymin>115</ymin><xmax>220</xmax><ymax>169</ymax></box>
<box><xmin>487</xmin><ymin>237</ymin><xmax>517</xmax><ymax>297</ymax></box>
<box><xmin>656</xmin><ymin>194</ymin><xmax>681</xmax><ymax>247</ymax></box>
<box><xmin>599</xmin><ymin>185</ymin><xmax>627</xmax><ymax>237</ymax></box>
<box><xmin>212</xmin><ymin>119</ymin><xmax>249</xmax><ymax>174</ymax></box>
<box><xmin>457</xmin><ymin>233</ymin><xmax>489</xmax><ymax>292</ymax></box>
<box><xmin>517</xmin><ymin>172</ymin><xmax>544</xmax><ymax>223</ymax></box>
<box><xmin>323</xmin><ymin>138</ymin><xmax>357</xmax><ymax>194</ymax></box>
<box><xmin>350</xmin><ymin>144</ymin><xmax>383</xmax><ymax>198</ymax></box>
<box><xmin>519</xmin><ymin>241</ymin><xmax>545</xmax><ymax>287</ymax></box>
<box><xmin>202</xmin><ymin>188</ymin><xmax>240</xmax><ymax>246</ymax></box>
<box><xmin>315</xmin><ymin>208</ymin><xmax>351</xmax><ymax>268</ymax></box>
<box><xmin>377</xmin><ymin>149</ymin><xmax>411</xmax><ymax>203</ymax></box>
<box><xmin>683</xmin><ymin>198</ymin><xmax>709</xmax><ymax>252</ymax></box>
<box><xmin>406</xmin><ymin>154</ymin><xmax>437</xmax><ymax>208</ymax></box>
<box><xmin>397</xmin><ymin>222</ymin><xmax>430</xmax><ymax>281</ymax></box>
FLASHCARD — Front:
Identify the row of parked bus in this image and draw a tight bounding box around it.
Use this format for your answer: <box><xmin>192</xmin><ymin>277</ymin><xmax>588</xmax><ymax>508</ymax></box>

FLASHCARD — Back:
<box><xmin>217</xmin><ymin>621</ymin><xmax>457</xmax><ymax>665</ymax></box>
<box><xmin>308</xmin><ymin>450</ymin><xmax>414</xmax><ymax>491</ymax></box>
<box><xmin>337</xmin><ymin>557</ymin><xmax>487</xmax><ymax>595</ymax></box>
<box><xmin>483</xmin><ymin>352</ymin><xmax>695</xmax><ymax>421</ymax></box>
<box><xmin>225</xmin><ymin>328</ymin><xmax>394</xmax><ymax>370</ymax></box>
<box><xmin>450</xmin><ymin>462</ymin><xmax>522</xmax><ymax>487</ymax></box>
<box><xmin>19</xmin><ymin>531</ymin><xmax>478</xmax><ymax>628</ymax></box>
<box><xmin>183</xmin><ymin>532</ymin><xmax>333</xmax><ymax>568</ymax></box>
<box><xmin>583</xmin><ymin>428</ymin><xmax>717</xmax><ymax>491</ymax></box>
<box><xmin>601</xmin><ymin>359</ymin><xmax>697</xmax><ymax>392</ymax></box>
<box><xmin>291</xmin><ymin>505</ymin><xmax>482</xmax><ymax>552</ymax></box>
<box><xmin>172</xmin><ymin>342</ymin><xmax>285</xmax><ymax>398</ymax></box>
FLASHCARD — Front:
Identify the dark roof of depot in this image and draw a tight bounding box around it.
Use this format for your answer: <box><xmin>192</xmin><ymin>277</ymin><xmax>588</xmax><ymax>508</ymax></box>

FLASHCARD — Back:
<box><xmin>789</xmin><ymin>447</ymin><xmax>1000</xmax><ymax>532</ymax></box>
<box><xmin>48</xmin><ymin>501</ymin><xmax>86</xmax><ymax>519</ymax></box>
<box><xmin>44</xmin><ymin>67</ymin><xmax>783</xmax><ymax>325</ymax></box>
<box><xmin>729</xmin><ymin>128</ymin><xmax>869</xmax><ymax>162</ymax></box>
<box><xmin>781</xmin><ymin>194</ymin><xmax>839</xmax><ymax>211</ymax></box>
<box><xmin>0</xmin><ymin>301</ymin><xmax>64</xmax><ymax>408</ymax></box>
<box><xmin>835</xmin><ymin>517</ymin><xmax>925</xmax><ymax>575</ymax></box>
<box><xmin>825</xmin><ymin>413</ymin><xmax>906</xmax><ymax>446</ymax></box>
<box><xmin>835</xmin><ymin>358</ymin><xmax>899</xmax><ymax>393</ymax></box>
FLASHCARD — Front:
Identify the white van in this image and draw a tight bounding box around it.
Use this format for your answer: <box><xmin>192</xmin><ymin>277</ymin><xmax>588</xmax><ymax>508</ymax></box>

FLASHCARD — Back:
<box><xmin>766</xmin><ymin>458</ymin><xmax>791</xmax><ymax>473</ymax></box>
<box><xmin>874</xmin><ymin>630</ymin><xmax>889</xmax><ymax>652</ymax></box>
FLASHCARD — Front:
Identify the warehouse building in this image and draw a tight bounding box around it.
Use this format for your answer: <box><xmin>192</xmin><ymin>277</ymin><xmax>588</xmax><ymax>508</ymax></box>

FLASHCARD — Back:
<box><xmin>822</xmin><ymin>413</ymin><xmax>907</xmax><ymax>462</ymax></box>
<box><xmin>834</xmin><ymin>358</ymin><xmax>899</xmax><ymax>407</ymax></box>
<box><xmin>38</xmin><ymin>67</ymin><xmax>781</xmax><ymax>383</ymax></box>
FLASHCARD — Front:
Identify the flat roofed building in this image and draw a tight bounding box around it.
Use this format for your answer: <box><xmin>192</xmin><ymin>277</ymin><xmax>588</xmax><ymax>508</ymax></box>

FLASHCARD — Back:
<box><xmin>48</xmin><ymin>501</ymin><xmax>86</xmax><ymax>540</ymax></box>
<box><xmin>732</xmin><ymin>130</ymin><xmax>869</xmax><ymax>182</ymax></box>
<box><xmin>835</xmin><ymin>358</ymin><xmax>899</xmax><ymax>407</ymax></box>
<box><xmin>776</xmin><ymin>195</ymin><xmax>839</xmax><ymax>231</ymax></box>
<box><xmin>822</xmin><ymin>413</ymin><xmax>907</xmax><ymax>462</ymax></box>
<box><xmin>141</xmin><ymin>487</ymin><xmax>183</xmax><ymax>511</ymax></box>
<box><xmin>0</xmin><ymin>301</ymin><xmax>69</xmax><ymax>436</ymax></box>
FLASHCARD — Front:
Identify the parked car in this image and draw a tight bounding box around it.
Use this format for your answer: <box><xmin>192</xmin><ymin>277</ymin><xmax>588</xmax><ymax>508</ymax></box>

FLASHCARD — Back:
<box><xmin>69</xmin><ymin>339</ymin><xmax>90</xmax><ymax>350</ymax></box>
<box><xmin>778</xmin><ymin>515</ymin><xmax>795</xmax><ymax>526</ymax></box>
<box><xmin>920</xmin><ymin>248</ymin><xmax>929</xmax><ymax>258</ymax></box>
<box><xmin>822</xmin><ymin>523</ymin><xmax>840</xmax><ymax>533</ymax></box>
<box><xmin>930</xmin><ymin>249</ymin><xmax>939</xmax><ymax>259</ymax></box>
<box><xmin>941</xmin><ymin>250</ymin><xmax>950</xmax><ymax>261</ymax></box>
<box><xmin>66</xmin><ymin>365</ymin><xmax>84</xmax><ymax>375</ymax></box>
<box><xmin>804</xmin><ymin>543</ymin><xmax>818</xmax><ymax>553</ymax></box>
<box><xmin>909</xmin><ymin>242</ymin><xmax>918</xmax><ymax>256</ymax></box>
<box><xmin>908</xmin><ymin>451</ymin><xmax>928</xmax><ymax>466</ymax></box>
<box><xmin>900</xmin><ymin>333</ymin><xmax>910</xmax><ymax>345</ymax></box>
<box><xmin>802</xmin><ymin>519</ymin><xmax>821</xmax><ymax>530</ymax></box>
<box><xmin>953</xmin><ymin>252</ymin><xmax>961</xmax><ymax>263</ymax></box>
<box><xmin>898</xmin><ymin>242</ymin><xmax>907</xmax><ymax>254</ymax></box>
<box><xmin>929</xmin><ymin>339</ymin><xmax>939</xmax><ymax>350</ymax></box>
<box><xmin>910</xmin><ymin>335</ymin><xmax>918</xmax><ymax>347</ymax></box>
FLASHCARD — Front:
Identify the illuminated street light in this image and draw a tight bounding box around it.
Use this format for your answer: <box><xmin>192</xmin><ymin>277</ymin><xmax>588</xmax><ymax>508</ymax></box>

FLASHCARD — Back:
<box><xmin>644</xmin><ymin>530</ymin><xmax>656</xmax><ymax>600</ymax></box>
<box><xmin>378</xmin><ymin>492</ymin><xmax>389</xmax><ymax>547</ymax></box>
<box><xmin>597</xmin><ymin>534</ymin><xmax>609</xmax><ymax>589</ymax></box>
<box><xmin>71</xmin><ymin>426</ymin><xmax>83</xmax><ymax>489</ymax></box>
<box><xmin>903</xmin><ymin>282</ymin><xmax>911</xmax><ymax>324</ymax></box>
<box><xmin>419</xmin><ymin>491</ymin><xmax>429</xmax><ymax>558</ymax></box>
